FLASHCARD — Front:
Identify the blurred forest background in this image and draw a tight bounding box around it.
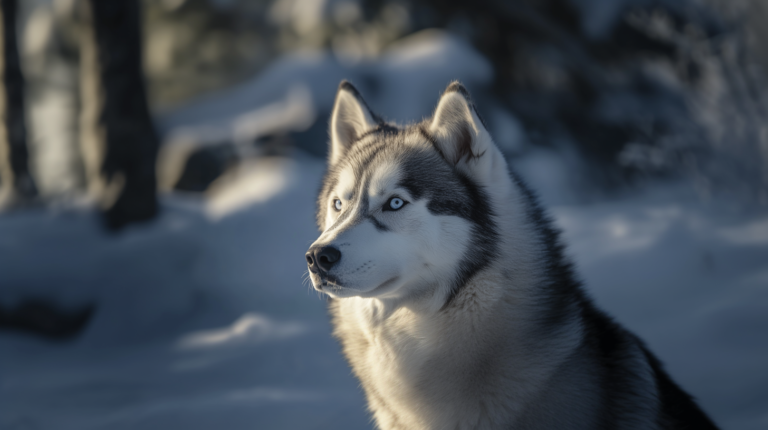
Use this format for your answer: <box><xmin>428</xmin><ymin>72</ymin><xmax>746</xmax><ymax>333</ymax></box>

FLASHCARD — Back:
<box><xmin>1</xmin><ymin>0</ymin><xmax>767</xmax><ymax>429</ymax></box>
<box><xmin>4</xmin><ymin>0</ymin><xmax>768</xmax><ymax>209</ymax></box>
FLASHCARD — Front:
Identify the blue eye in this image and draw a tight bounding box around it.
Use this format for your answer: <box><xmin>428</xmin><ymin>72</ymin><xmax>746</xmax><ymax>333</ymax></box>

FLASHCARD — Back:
<box><xmin>385</xmin><ymin>197</ymin><xmax>406</xmax><ymax>211</ymax></box>
<box><xmin>334</xmin><ymin>199</ymin><xmax>342</xmax><ymax>211</ymax></box>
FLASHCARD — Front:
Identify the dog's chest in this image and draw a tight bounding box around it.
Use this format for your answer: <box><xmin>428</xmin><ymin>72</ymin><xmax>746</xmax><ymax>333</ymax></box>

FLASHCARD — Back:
<box><xmin>385</xmin><ymin>324</ymin><xmax>440</xmax><ymax>363</ymax></box>
<box><xmin>361</xmin><ymin>310</ymin><xmax>438</xmax><ymax>391</ymax></box>
<box><xmin>346</xmin><ymin>305</ymin><xmax>481</xmax><ymax>428</ymax></box>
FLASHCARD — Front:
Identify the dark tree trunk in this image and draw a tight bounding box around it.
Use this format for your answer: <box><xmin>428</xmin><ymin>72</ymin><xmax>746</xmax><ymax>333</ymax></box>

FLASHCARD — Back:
<box><xmin>0</xmin><ymin>0</ymin><xmax>37</xmax><ymax>208</ymax></box>
<box><xmin>80</xmin><ymin>0</ymin><xmax>158</xmax><ymax>230</ymax></box>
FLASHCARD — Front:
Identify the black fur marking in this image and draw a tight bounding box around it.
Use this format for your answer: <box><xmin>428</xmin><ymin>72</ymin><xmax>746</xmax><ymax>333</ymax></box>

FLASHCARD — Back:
<box><xmin>369</xmin><ymin>216</ymin><xmax>389</xmax><ymax>232</ymax></box>
<box><xmin>398</xmin><ymin>150</ymin><xmax>500</xmax><ymax>309</ymax></box>
<box><xmin>324</xmin><ymin>202</ymin><xmax>357</xmax><ymax>233</ymax></box>
<box><xmin>456</xmin><ymin>123</ymin><xmax>476</xmax><ymax>164</ymax></box>
<box><xmin>350</xmin><ymin>168</ymin><xmax>390</xmax><ymax>232</ymax></box>
<box><xmin>358</xmin><ymin>177</ymin><xmax>371</xmax><ymax>215</ymax></box>
<box><xmin>444</xmin><ymin>81</ymin><xmax>472</xmax><ymax>99</ymax></box>
<box><xmin>641</xmin><ymin>346</ymin><xmax>720</xmax><ymax>429</ymax></box>
<box><xmin>355</xmin><ymin>124</ymin><xmax>400</xmax><ymax>144</ymax></box>
<box><xmin>355</xmin><ymin>140</ymin><xmax>389</xmax><ymax>175</ymax></box>
<box><xmin>442</xmin><ymin>170</ymin><xmax>499</xmax><ymax>308</ymax></box>
<box><xmin>337</xmin><ymin>79</ymin><xmax>359</xmax><ymax>95</ymax></box>
<box><xmin>418</xmin><ymin>126</ymin><xmax>445</xmax><ymax>162</ymax></box>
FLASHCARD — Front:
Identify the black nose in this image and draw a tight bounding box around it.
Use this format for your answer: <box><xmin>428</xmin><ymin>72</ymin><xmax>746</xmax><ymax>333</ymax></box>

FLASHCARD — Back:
<box><xmin>306</xmin><ymin>246</ymin><xmax>341</xmax><ymax>273</ymax></box>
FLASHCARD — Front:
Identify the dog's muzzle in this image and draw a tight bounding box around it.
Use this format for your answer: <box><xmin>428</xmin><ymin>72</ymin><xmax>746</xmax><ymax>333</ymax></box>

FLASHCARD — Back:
<box><xmin>306</xmin><ymin>245</ymin><xmax>341</xmax><ymax>275</ymax></box>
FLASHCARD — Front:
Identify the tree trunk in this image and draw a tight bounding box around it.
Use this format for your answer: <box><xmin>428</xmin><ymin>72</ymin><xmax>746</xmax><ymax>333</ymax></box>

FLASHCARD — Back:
<box><xmin>0</xmin><ymin>0</ymin><xmax>37</xmax><ymax>208</ymax></box>
<box><xmin>79</xmin><ymin>0</ymin><xmax>158</xmax><ymax>230</ymax></box>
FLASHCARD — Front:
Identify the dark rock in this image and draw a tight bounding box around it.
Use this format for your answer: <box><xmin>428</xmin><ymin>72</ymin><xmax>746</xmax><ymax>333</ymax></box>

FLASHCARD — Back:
<box><xmin>0</xmin><ymin>299</ymin><xmax>94</xmax><ymax>340</ymax></box>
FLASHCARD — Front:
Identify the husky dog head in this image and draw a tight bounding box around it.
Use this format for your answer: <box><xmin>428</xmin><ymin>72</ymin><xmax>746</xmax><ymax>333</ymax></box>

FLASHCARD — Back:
<box><xmin>306</xmin><ymin>81</ymin><xmax>514</xmax><ymax>306</ymax></box>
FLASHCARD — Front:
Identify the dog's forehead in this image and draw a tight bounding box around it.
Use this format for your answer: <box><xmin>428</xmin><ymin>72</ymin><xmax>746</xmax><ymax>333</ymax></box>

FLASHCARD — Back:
<box><xmin>368</xmin><ymin>159</ymin><xmax>401</xmax><ymax>196</ymax></box>
<box><xmin>337</xmin><ymin>166</ymin><xmax>356</xmax><ymax>199</ymax></box>
<box><xmin>329</xmin><ymin>128</ymin><xmax>435</xmax><ymax>195</ymax></box>
<box><xmin>334</xmin><ymin>156</ymin><xmax>402</xmax><ymax>197</ymax></box>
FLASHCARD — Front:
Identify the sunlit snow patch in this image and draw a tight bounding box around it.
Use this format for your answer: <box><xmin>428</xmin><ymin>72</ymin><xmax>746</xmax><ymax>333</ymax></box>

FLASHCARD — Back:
<box><xmin>177</xmin><ymin>312</ymin><xmax>309</xmax><ymax>349</ymax></box>
<box><xmin>227</xmin><ymin>387</ymin><xmax>323</xmax><ymax>402</ymax></box>
<box><xmin>205</xmin><ymin>157</ymin><xmax>297</xmax><ymax>219</ymax></box>
<box><xmin>157</xmin><ymin>85</ymin><xmax>314</xmax><ymax>191</ymax></box>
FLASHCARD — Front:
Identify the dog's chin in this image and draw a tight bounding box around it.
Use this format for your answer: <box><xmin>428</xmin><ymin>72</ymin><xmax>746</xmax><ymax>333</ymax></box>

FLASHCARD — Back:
<box><xmin>313</xmin><ymin>276</ymin><xmax>401</xmax><ymax>299</ymax></box>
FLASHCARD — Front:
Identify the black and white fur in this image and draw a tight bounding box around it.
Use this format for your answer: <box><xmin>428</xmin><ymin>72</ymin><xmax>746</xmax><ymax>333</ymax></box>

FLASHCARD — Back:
<box><xmin>305</xmin><ymin>81</ymin><xmax>719</xmax><ymax>430</ymax></box>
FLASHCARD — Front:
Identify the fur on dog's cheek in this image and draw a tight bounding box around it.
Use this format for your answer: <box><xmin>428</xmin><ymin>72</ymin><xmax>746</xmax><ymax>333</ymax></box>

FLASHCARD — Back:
<box><xmin>367</xmin><ymin>201</ymin><xmax>472</xmax><ymax>287</ymax></box>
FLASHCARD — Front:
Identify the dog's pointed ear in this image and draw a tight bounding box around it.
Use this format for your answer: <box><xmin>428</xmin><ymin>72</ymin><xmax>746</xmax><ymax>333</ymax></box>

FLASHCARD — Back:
<box><xmin>329</xmin><ymin>81</ymin><xmax>378</xmax><ymax>166</ymax></box>
<box><xmin>428</xmin><ymin>82</ymin><xmax>497</xmax><ymax>168</ymax></box>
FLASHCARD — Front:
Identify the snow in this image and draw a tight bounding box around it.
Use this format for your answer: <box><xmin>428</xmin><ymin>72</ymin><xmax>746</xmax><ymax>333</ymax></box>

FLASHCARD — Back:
<box><xmin>2</xmin><ymin>152</ymin><xmax>767</xmax><ymax>429</ymax></box>
<box><xmin>205</xmin><ymin>157</ymin><xmax>299</xmax><ymax>219</ymax></box>
<box><xmin>177</xmin><ymin>312</ymin><xmax>309</xmax><ymax>349</ymax></box>
<box><xmin>0</xmin><ymin>154</ymin><xmax>372</xmax><ymax>429</ymax></box>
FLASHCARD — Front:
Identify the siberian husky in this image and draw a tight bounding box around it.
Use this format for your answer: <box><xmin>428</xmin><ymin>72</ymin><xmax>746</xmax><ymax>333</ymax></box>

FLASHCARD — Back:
<box><xmin>305</xmin><ymin>81</ymin><xmax>719</xmax><ymax>430</ymax></box>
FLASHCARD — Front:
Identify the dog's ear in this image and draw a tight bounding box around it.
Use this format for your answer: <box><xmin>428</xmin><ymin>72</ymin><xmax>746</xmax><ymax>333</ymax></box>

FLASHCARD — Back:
<box><xmin>429</xmin><ymin>82</ymin><xmax>492</xmax><ymax>165</ymax></box>
<box><xmin>329</xmin><ymin>81</ymin><xmax>378</xmax><ymax>166</ymax></box>
<box><xmin>428</xmin><ymin>82</ymin><xmax>505</xmax><ymax>182</ymax></box>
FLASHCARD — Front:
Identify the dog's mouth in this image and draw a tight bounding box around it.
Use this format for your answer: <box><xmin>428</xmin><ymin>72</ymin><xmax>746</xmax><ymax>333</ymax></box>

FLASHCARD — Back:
<box><xmin>314</xmin><ymin>274</ymin><xmax>401</xmax><ymax>298</ymax></box>
<box><xmin>314</xmin><ymin>274</ymin><xmax>343</xmax><ymax>291</ymax></box>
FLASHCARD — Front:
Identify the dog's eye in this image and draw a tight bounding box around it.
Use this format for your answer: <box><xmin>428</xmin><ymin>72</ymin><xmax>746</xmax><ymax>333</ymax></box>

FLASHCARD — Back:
<box><xmin>333</xmin><ymin>199</ymin><xmax>342</xmax><ymax>211</ymax></box>
<box><xmin>384</xmin><ymin>197</ymin><xmax>406</xmax><ymax>211</ymax></box>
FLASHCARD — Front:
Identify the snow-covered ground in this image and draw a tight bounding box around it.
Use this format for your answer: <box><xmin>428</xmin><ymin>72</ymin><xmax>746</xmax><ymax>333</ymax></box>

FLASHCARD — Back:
<box><xmin>1</xmin><ymin>152</ymin><xmax>767</xmax><ymax>430</ymax></box>
<box><xmin>0</xmin><ymin>156</ymin><xmax>371</xmax><ymax>430</ymax></box>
